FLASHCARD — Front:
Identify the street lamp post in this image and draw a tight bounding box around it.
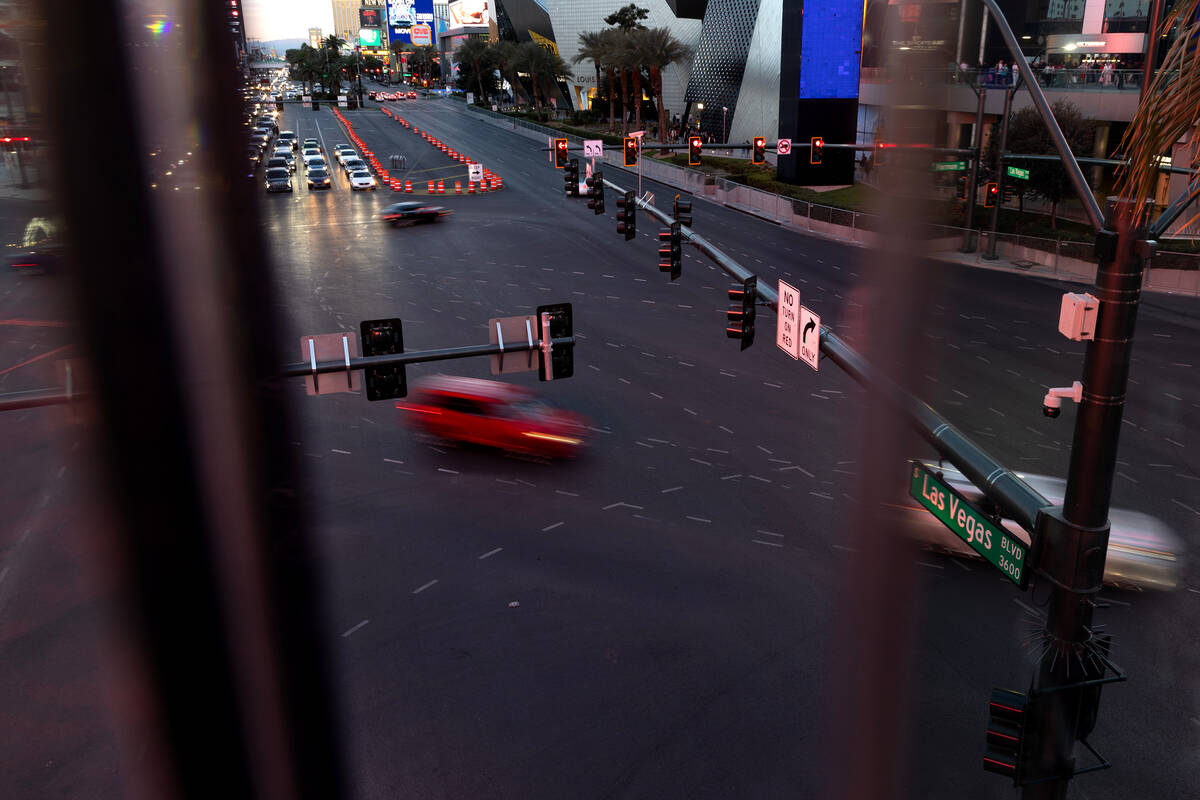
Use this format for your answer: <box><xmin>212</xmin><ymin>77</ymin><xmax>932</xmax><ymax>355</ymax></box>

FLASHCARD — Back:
<box><xmin>722</xmin><ymin>105</ymin><xmax>728</xmax><ymax>144</ymax></box>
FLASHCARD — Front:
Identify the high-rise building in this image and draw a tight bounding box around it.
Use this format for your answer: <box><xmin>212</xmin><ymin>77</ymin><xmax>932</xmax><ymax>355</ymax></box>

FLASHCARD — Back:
<box><xmin>331</xmin><ymin>0</ymin><xmax>386</xmax><ymax>45</ymax></box>
<box><xmin>309</xmin><ymin>27</ymin><xmax>324</xmax><ymax>48</ymax></box>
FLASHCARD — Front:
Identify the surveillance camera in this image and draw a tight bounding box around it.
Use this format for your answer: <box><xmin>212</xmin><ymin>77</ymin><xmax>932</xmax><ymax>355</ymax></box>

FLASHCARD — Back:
<box><xmin>1042</xmin><ymin>381</ymin><xmax>1083</xmax><ymax>419</ymax></box>
<box><xmin>1042</xmin><ymin>394</ymin><xmax>1062</xmax><ymax>418</ymax></box>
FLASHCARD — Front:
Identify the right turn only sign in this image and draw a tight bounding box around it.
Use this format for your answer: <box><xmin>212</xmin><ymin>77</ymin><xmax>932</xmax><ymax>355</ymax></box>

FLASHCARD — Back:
<box><xmin>799</xmin><ymin>306</ymin><xmax>820</xmax><ymax>371</ymax></box>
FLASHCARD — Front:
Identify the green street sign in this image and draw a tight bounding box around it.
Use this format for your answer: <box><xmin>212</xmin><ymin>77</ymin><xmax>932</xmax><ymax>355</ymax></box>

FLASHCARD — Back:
<box><xmin>932</xmin><ymin>161</ymin><xmax>967</xmax><ymax>172</ymax></box>
<box><xmin>908</xmin><ymin>461</ymin><xmax>1029</xmax><ymax>588</ymax></box>
<box><xmin>1006</xmin><ymin>166</ymin><xmax>1030</xmax><ymax>180</ymax></box>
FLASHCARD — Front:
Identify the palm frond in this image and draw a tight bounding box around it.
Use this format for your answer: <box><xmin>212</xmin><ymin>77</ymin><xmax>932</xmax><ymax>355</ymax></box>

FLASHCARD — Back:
<box><xmin>1115</xmin><ymin>0</ymin><xmax>1200</xmax><ymax>223</ymax></box>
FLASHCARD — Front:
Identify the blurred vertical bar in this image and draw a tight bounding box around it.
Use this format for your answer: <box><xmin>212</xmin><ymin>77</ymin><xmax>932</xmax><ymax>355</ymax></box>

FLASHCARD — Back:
<box><xmin>33</xmin><ymin>1</ymin><xmax>345</xmax><ymax>798</ymax></box>
<box><xmin>820</xmin><ymin>3</ymin><xmax>955</xmax><ymax>798</ymax></box>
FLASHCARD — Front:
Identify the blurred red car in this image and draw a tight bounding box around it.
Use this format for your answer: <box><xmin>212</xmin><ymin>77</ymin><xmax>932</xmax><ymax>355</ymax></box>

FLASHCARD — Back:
<box><xmin>397</xmin><ymin>376</ymin><xmax>589</xmax><ymax>459</ymax></box>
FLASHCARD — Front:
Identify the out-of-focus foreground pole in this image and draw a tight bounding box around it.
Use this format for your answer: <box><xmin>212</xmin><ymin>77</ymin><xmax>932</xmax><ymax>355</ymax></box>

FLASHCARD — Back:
<box><xmin>36</xmin><ymin>1</ymin><xmax>347</xmax><ymax>798</ymax></box>
<box><xmin>820</xmin><ymin>8</ymin><xmax>955</xmax><ymax>799</ymax></box>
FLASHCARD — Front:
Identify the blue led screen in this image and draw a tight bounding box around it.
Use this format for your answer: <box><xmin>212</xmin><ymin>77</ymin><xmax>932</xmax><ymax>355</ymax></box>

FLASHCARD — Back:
<box><xmin>387</xmin><ymin>0</ymin><xmax>435</xmax><ymax>45</ymax></box>
<box><xmin>798</xmin><ymin>0</ymin><xmax>863</xmax><ymax>99</ymax></box>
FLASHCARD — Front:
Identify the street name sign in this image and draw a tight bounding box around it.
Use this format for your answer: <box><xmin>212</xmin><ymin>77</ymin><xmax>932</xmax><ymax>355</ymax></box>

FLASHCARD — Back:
<box><xmin>799</xmin><ymin>306</ymin><xmax>820</xmax><ymax>371</ymax></box>
<box><xmin>908</xmin><ymin>461</ymin><xmax>1029</xmax><ymax>588</ymax></box>
<box><xmin>583</xmin><ymin>139</ymin><xmax>604</xmax><ymax>158</ymax></box>
<box><xmin>776</xmin><ymin>280</ymin><xmax>801</xmax><ymax>359</ymax></box>
<box><xmin>932</xmin><ymin>161</ymin><xmax>967</xmax><ymax>172</ymax></box>
<box><xmin>1006</xmin><ymin>166</ymin><xmax>1030</xmax><ymax>180</ymax></box>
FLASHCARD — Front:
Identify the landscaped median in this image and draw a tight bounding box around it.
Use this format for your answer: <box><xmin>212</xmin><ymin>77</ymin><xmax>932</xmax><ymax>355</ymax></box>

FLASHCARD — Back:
<box><xmin>331</xmin><ymin>106</ymin><xmax>502</xmax><ymax>195</ymax></box>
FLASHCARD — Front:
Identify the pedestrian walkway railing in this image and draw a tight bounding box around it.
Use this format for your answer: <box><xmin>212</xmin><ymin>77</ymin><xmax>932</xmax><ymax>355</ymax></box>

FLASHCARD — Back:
<box><xmin>859</xmin><ymin>66</ymin><xmax>1147</xmax><ymax>93</ymax></box>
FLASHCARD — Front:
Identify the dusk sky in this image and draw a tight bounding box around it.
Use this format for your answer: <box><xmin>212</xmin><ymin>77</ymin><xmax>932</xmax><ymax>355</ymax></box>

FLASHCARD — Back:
<box><xmin>243</xmin><ymin>0</ymin><xmax>335</xmax><ymax>41</ymax></box>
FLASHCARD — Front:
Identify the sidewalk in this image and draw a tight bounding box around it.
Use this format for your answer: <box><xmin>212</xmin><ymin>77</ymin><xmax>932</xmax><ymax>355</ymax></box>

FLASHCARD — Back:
<box><xmin>0</xmin><ymin>162</ymin><xmax>48</xmax><ymax>202</ymax></box>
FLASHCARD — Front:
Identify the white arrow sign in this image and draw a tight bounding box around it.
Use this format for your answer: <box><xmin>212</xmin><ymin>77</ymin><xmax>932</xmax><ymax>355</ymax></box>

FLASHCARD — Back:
<box><xmin>583</xmin><ymin>139</ymin><xmax>604</xmax><ymax>158</ymax></box>
<box><xmin>799</xmin><ymin>306</ymin><xmax>820</xmax><ymax>372</ymax></box>
<box><xmin>468</xmin><ymin>163</ymin><xmax>483</xmax><ymax>182</ymax></box>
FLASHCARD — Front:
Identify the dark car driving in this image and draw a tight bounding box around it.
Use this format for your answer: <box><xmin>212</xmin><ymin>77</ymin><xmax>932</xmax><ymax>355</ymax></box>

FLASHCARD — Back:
<box><xmin>379</xmin><ymin>201</ymin><xmax>451</xmax><ymax>226</ymax></box>
<box><xmin>380</xmin><ymin>202</ymin><xmax>451</xmax><ymax>225</ymax></box>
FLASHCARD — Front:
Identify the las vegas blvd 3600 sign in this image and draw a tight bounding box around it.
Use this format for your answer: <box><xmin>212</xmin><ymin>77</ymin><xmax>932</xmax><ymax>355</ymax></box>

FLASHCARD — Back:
<box><xmin>909</xmin><ymin>461</ymin><xmax>1029</xmax><ymax>588</ymax></box>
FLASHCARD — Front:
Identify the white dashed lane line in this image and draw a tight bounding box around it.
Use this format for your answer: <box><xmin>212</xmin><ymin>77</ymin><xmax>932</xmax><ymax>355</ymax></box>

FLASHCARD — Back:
<box><xmin>341</xmin><ymin>620</ymin><xmax>369</xmax><ymax>638</ymax></box>
<box><xmin>412</xmin><ymin>580</ymin><xmax>438</xmax><ymax>595</ymax></box>
<box><xmin>478</xmin><ymin>547</ymin><xmax>503</xmax><ymax>560</ymax></box>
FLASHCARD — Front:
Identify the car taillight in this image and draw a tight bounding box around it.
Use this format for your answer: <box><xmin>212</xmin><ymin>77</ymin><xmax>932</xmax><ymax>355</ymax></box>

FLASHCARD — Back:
<box><xmin>395</xmin><ymin>403</ymin><xmax>440</xmax><ymax>414</ymax></box>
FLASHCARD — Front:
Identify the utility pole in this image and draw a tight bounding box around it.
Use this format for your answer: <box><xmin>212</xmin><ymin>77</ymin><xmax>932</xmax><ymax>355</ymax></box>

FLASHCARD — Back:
<box><xmin>983</xmin><ymin>86</ymin><xmax>1013</xmax><ymax>260</ymax></box>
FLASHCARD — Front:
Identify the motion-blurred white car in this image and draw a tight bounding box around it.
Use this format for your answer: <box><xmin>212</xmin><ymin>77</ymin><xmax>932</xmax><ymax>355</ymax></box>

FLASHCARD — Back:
<box><xmin>349</xmin><ymin>170</ymin><xmax>377</xmax><ymax>190</ymax></box>
<box><xmin>899</xmin><ymin>461</ymin><xmax>1184</xmax><ymax>591</ymax></box>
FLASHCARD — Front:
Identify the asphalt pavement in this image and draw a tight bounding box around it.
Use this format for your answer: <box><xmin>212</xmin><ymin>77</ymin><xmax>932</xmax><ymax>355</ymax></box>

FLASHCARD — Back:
<box><xmin>258</xmin><ymin>97</ymin><xmax>1199</xmax><ymax>799</ymax></box>
<box><xmin>0</xmin><ymin>94</ymin><xmax>1196</xmax><ymax>799</ymax></box>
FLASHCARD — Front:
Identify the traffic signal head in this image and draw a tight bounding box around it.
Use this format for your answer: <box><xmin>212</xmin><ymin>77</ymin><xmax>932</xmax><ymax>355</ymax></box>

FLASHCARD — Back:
<box><xmin>1002</xmin><ymin>183</ymin><xmax>1015</xmax><ymax>203</ymax></box>
<box><xmin>564</xmin><ymin>158</ymin><xmax>579</xmax><ymax>196</ymax></box>
<box><xmin>359</xmin><ymin>318</ymin><xmax>407</xmax><ymax>401</ymax></box>
<box><xmin>658</xmin><ymin>222</ymin><xmax>682</xmax><ymax>281</ymax></box>
<box><xmin>726</xmin><ymin>276</ymin><xmax>757</xmax><ymax>350</ymax></box>
<box><xmin>752</xmin><ymin>137</ymin><xmax>765</xmax><ymax>164</ymax></box>
<box><xmin>985</xmin><ymin>182</ymin><xmax>999</xmax><ymax>207</ymax></box>
<box><xmin>673</xmin><ymin>195</ymin><xmax>692</xmax><ymax>227</ymax></box>
<box><xmin>623</xmin><ymin>137</ymin><xmax>638</xmax><ymax>167</ymax></box>
<box><xmin>688</xmin><ymin>136</ymin><xmax>702</xmax><ymax>166</ymax></box>
<box><xmin>536</xmin><ymin>303</ymin><xmax>574</xmax><ymax>381</ymax></box>
<box><xmin>553</xmin><ymin>138</ymin><xmax>569</xmax><ymax>168</ymax></box>
<box><xmin>810</xmin><ymin>136</ymin><xmax>824</xmax><ymax>165</ymax></box>
<box><xmin>957</xmin><ymin>175</ymin><xmax>969</xmax><ymax>201</ymax></box>
<box><xmin>586</xmin><ymin>170</ymin><xmax>605</xmax><ymax>214</ymax></box>
<box><xmin>984</xmin><ymin>688</ymin><xmax>1036</xmax><ymax>785</ymax></box>
<box><xmin>615</xmin><ymin>190</ymin><xmax>636</xmax><ymax>240</ymax></box>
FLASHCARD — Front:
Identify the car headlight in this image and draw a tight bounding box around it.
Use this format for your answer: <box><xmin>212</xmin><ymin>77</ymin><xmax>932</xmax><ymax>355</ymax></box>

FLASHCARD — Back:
<box><xmin>520</xmin><ymin>432</ymin><xmax>582</xmax><ymax>446</ymax></box>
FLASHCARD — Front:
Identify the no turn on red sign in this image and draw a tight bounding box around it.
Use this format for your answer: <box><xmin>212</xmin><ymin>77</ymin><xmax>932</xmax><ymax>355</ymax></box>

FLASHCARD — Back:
<box><xmin>776</xmin><ymin>138</ymin><xmax>792</xmax><ymax>156</ymax></box>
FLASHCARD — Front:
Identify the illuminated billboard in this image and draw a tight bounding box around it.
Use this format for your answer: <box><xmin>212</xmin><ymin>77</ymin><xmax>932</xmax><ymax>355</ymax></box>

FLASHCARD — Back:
<box><xmin>798</xmin><ymin>0</ymin><xmax>863</xmax><ymax>99</ymax></box>
<box><xmin>388</xmin><ymin>0</ymin><xmax>434</xmax><ymax>28</ymax></box>
<box><xmin>387</xmin><ymin>0</ymin><xmax>434</xmax><ymax>44</ymax></box>
<box><xmin>359</xmin><ymin>27</ymin><xmax>383</xmax><ymax>46</ymax></box>
<box><xmin>447</xmin><ymin>0</ymin><xmax>488</xmax><ymax>28</ymax></box>
<box><xmin>360</xmin><ymin>8</ymin><xmax>382</xmax><ymax>28</ymax></box>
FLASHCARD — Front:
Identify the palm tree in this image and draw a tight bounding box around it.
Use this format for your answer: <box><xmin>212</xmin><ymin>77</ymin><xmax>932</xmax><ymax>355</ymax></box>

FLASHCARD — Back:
<box><xmin>489</xmin><ymin>41</ymin><xmax>527</xmax><ymax>106</ymax></box>
<box><xmin>632</xmin><ymin>28</ymin><xmax>692</xmax><ymax>142</ymax></box>
<box><xmin>1115</xmin><ymin>0</ymin><xmax>1200</xmax><ymax>229</ymax></box>
<box><xmin>456</xmin><ymin>37</ymin><xmax>493</xmax><ymax>102</ymax></box>
<box><xmin>573</xmin><ymin>31</ymin><xmax>607</xmax><ymax>120</ymax></box>
<box><xmin>614</xmin><ymin>32</ymin><xmax>645</xmax><ymax>132</ymax></box>
<box><xmin>321</xmin><ymin>35</ymin><xmax>346</xmax><ymax>95</ymax></box>
<box><xmin>599</xmin><ymin>30</ymin><xmax>622</xmax><ymax>132</ymax></box>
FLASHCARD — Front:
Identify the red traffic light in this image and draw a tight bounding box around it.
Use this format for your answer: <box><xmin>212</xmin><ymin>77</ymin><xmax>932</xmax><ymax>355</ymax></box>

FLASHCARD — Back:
<box><xmin>688</xmin><ymin>136</ymin><xmax>702</xmax><ymax>166</ymax></box>
<box><xmin>623</xmin><ymin>137</ymin><xmax>638</xmax><ymax>167</ymax></box>
<box><xmin>985</xmin><ymin>182</ymin><xmax>999</xmax><ymax>207</ymax></box>
<box><xmin>751</xmin><ymin>136</ymin><xmax>765</xmax><ymax>164</ymax></box>
<box><xmin>553</xmin><ymin>138</ymin><xmax>569</xmax><ymax>168</ymax></box>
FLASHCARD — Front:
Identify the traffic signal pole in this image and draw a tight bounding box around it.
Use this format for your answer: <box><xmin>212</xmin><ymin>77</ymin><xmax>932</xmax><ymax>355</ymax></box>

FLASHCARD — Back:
<box><xmin>983</xmin><ymin>86</ymin><xmax>1013</xmax><ymax>260</ymax></box>
<box><xmin>981</xmin><ymin>1</ymin><xmax>1149</xmax><ymax>794</ymax></box>
<box><xmin>962</xmin><ymin>86</ymin><xmax>986</xmax><ymax>252</ymax></box>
